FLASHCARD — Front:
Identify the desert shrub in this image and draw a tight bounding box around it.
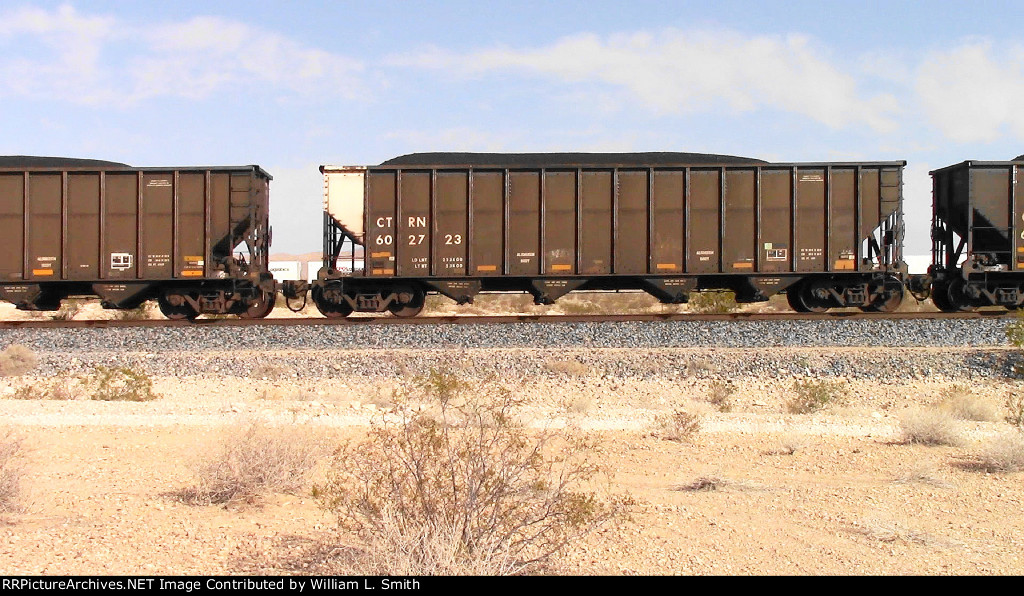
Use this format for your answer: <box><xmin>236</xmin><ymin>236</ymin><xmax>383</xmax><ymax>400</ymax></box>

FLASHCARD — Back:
<box><xmin>857</xmin><ymin>517</ymin><xmax>935</xmax><ymax>546</ymax></box>
<box><xmin>543</xmin><ymin>359</ymin><xmax>590</xmax><ymax>377</ymax></box>
<box><xmin>776</xmin><ymin>433</ymin><xmax>807</xmax><ymax>455</ymax></box>
<box><xmin>974</xmin><ymin>432</ymin><xmax>1024</xmax><ymax>472</ymax></box>
<box><xmin>52</xmin><ymin>298</ymin><xmax>85</xmax><ymax>321</ymax></box>
<box><xmin>894</xmin><ymin>465</ymin><xmax>953</xmax><ymax>488</ymax></box>
<box><xmin>0</xmin><ymin>345</ymin><xmax>38</xmax><ymax>377</ymax></box>
<box><xmin>251</xmin><ymin>362</ymin><xmax>290</xmax><ymax>380</ymax></box>
<box><xmin>0</xmin><ymin>431</ymin><xmax>25</xmax><ymax>513</ymax></box>
<box><xmin>652</xmin><ymin>408</ymin><xmax>701</xmax><ymax>442</ymax></box>
<box><xmin>183</xmin><ymin>422</ymin><xmax>326</xmax><ymax>506</ymax></box>
<box><xmin>786</xmin><ymin>379</ymin><xmax>843</xmax><ymax>414</ymax></box>
<box><xmin>672</xmin><ymin>475</ymin><xmax>761</xmax><ymax>492</ymax></box>
<box><xmin>566</xmin><ymin>395</ymin><xmax>595</xmax><ymax>415</ymax></box>
<box><xmin>557</xmin><ymin>299</ymin><xmax>602</xmax><ymax>315</ymax></box>
<box><xmin>1005</xmin><ymin>394</ymin><xmax>1024</xmax><ymax>429</ymax></box>
<box><xmin>10</xmin><ymin>375</ymin><xmax>77</xmax><ymax>400</ymax></box>
<box><xmin>557</xmin><ymin>292</ymin><xmax>655</xmax><ymax>315</ymax></box>
<box><xmin>675</xmin><ymin>476</ymin><xmax>726</xmax><ymax>492</ymax></box>
<box><xmin>314</xmin><ymin>369</ymin><xmax>626</xmax><ymax>575</ymax></box>
<box><xmin>113</xmin><ymin>303</ymin><xmax>152</xmax><ymax>321</ymax></box>
<box><xmin>899</xmin><ymin>408</ymin><xmax>963</xmax><ymax>446</ymax></box>
<box><xmin>705</xmin><ymin>381</ymin><xmax>735</xmax><ymax>412</ymax></box>
<box><xmin>1006</xmin><ymin>313</ymin><xmax>1024</xmax><ymax>350</ymax></box>
<box><xmin>86</xmin><ymin>365</ymin><xmax>158</xmax><ymax>402</ymax></box>
<box><xmin>688</xmin><ymin>291</ymin><xmax>737</xmax><ymax>314</ymax></box>
<box><xmin>937</xmin><ymin>384</ymin><xmax>1000</xmax><ymax>422</ymax></box>
<box><xmin>364</xmin><ymin>385</ymin><xmax>400</xmax><ymax>410</ymax></box>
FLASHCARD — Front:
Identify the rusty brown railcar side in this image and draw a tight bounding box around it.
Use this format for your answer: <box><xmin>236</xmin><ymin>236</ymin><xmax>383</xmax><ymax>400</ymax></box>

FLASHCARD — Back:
<box><xmin>355</xmin><ymin>163</ymin><xmax>903</xmax><ymax>279</ymax></box>
<box><xmin>0</xmin><ymin>163</ymin><xmax>274</xmax><ymax>318</ymax></box>
<box><xmin>317</xmin><ymin>158</ymin><xmax>906</xmax><ymax>316</ymax></box>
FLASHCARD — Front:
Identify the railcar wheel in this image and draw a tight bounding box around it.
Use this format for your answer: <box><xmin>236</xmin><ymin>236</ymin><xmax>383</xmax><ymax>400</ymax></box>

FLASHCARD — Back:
<box><xmin>945</xmin><ymin>279</ymin><xmax>976</xmax><ymax>312</ymax></box>
<box><xmin>388</xmin><ymin>287</ymin><xmax>425</xmax><ymax>318</ymax></box>
<box><xmin>861</xmin><ymin>276</ymin><xmax>905</xmax><ymax>313</ymax></box>
<box><xmin>786</xmin><ymin>285</ymin><xmax>810</xmax><ymax>313</ymax></box>
<box><xmin>241</xmin><ymin>291</ymin><xmax>276</xmax><ymax>319</ymax></box>
<box><xmin>158</xmin><ymin>292</ymin><xmax>198</xmax><ymax>320</ymax></box>
<box><xmin>930</xmin><ymin>282</ymin><xmax>954</xmax><ymax>312</ymax></box>
<box><xmin>312</xmin><ymin>285</ymin><xmax>352</xmax><ymax>318</ymax></box>
<box><xmin>794</xmin><ymin>282</ymin><xmax>830</xmax><ymax>313</ymax></box>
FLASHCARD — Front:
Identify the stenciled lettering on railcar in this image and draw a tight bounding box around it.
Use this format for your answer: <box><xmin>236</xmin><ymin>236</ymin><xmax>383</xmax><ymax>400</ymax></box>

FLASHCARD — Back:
<box><xmin>798</xmin><ymin>248</ymin><xmax>823</xmax><ymax>260</ymax></box>
<box><xmin>441</xmin><ymin>256</ymin><xmax>465</xmax><ymax>270</ymax></box>
<box><xmin>147</xmin><ymin>254</ymin><xmax>171</xmax><ymax>267</ymax></box>
<box><xmin>146</xmin><ymin>179</ymin><xmax>171</xmax><ymax>187</ymax></box>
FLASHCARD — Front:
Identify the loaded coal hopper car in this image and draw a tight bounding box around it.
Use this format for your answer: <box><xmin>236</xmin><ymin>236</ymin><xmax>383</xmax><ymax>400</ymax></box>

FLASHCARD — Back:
<box><xmin>0</xmin><ymin>157</ymin><xmax>276</xmax><ymax>319</ymax></box>
<box><xmin>926</xmin><ymin>158</ymin><xmax>1024</xmax><ymax>311</ymax></box>
<box><xmin>305</xmin><ymin>152</ymin><xmax>907</xmax><ymax>317</ymax></box>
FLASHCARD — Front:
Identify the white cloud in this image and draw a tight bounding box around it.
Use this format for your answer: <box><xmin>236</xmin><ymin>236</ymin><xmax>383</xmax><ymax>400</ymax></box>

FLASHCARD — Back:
<box><xmin>128</xmin><ymin>16</ymin><xmax>363</xmax><ymax>102</ymax></box>
<box><xmin>0</xmin><ymin>4</ymin><xmax>115</xmax><ymax>102</ymax></box>
<box><xmin>392</xmin><ymin>29</ymin><xmax>900</xmax><ymax>133</ymax></box>
<box><xmin>916</xmin><ymin>41</ymin><xmax>1024</xmax><ymax>143</ymax></box>
<box><xmin>0</xmin><ymin>4</ymin><xmax>363</xmax><ymax>106</ymax></box>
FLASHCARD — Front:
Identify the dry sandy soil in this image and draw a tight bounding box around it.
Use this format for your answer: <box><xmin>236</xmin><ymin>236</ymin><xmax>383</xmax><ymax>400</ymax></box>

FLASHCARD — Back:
<box><xmin>1</xmin><ymin>345</ymin><xmax>1022</xmax><ymax>576</ymax></box>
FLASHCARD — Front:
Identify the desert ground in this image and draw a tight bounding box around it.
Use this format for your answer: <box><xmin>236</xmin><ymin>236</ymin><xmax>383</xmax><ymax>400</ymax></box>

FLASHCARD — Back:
<box><xmin>1</xmin><ymin>337</ymin><xmax>1023</xmax><ymax>575</ymax></box>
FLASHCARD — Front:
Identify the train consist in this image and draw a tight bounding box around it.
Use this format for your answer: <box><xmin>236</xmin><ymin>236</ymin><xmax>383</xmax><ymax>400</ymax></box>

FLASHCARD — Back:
<box><xmin>1</xmin><ymin>152</ymin><xmax>1022</xmax><ymax>318</ymax></box>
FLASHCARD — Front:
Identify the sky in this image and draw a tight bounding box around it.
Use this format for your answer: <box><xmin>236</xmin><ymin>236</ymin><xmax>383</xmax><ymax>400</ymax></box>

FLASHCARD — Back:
<box><xmin>2</xmin><ymin>1</ymin><xmax>1023</xmax><ymax>258</ymax></box>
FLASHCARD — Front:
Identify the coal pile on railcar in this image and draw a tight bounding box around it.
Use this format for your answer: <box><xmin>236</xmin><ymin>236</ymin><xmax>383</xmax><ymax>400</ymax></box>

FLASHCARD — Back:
<box><xmin>0</xmin><ymin>156</ymin><xmax>130</xmax><ymax>168</ymax></box>
<box><xmin>380</xmin><ymin>152</ymin><xmax>767</xmax><ymax>167</ymax></box>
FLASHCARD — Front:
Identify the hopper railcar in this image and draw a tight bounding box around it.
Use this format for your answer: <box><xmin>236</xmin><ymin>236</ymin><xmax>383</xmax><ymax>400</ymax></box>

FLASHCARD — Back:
<box><xmin>0</xmin><ymin>157</ymin><xmax>276</xmax><ymax>319</ymax></box>
<box><xmin>308</xmin><ymin>153</ymin><xmax>907</xmax><ymax>317</ymax></box>
<box><xmin>925</xmin><ymin>158</ymin><xmax>1024</xmax><ymax>311</ymax></box>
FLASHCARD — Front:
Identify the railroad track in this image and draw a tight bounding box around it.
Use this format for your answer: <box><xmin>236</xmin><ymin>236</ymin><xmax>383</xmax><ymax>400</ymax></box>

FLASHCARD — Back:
<box><xmin>0</xmin><ymin>309</ymin><xmax>1016</xmax><ymax>329</ymax></box>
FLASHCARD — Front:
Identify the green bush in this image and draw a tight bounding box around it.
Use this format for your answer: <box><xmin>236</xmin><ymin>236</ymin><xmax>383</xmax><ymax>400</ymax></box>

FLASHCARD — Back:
<box><xmin>786</xmin><ymin>379</ymin><xmax>843</xmax><ymax>414</ymax></box>
<box><xmin>87</xmin><ymin>366</ymin><xmax>158</xmax><ymax>402</ymax></box>
<box><xmin>688</xmin><ymin>291</ymin><xmax>737</xmax><ymax>314</ymax></box>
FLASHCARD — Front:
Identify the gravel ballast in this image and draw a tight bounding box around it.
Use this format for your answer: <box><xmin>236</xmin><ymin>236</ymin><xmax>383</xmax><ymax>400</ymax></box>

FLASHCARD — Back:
<box><xmin>0</xmin><ymin>317</ymin><xmax>1013</xmax><ymax>353</ymax></box>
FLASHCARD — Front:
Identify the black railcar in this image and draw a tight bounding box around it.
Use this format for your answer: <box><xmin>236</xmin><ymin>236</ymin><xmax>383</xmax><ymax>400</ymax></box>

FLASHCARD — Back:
<box><xmin>928</xmin><ymin>159</ymin><xmax>1024</xmax><ymax>311</ymax></box>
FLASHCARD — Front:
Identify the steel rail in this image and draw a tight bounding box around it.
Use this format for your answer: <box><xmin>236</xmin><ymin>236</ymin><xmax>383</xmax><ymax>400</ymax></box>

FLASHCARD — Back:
<box><xmin>0</xmin><ymin>309</ymin><xmax>1015</xmax><ymax>329</ymax></box>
